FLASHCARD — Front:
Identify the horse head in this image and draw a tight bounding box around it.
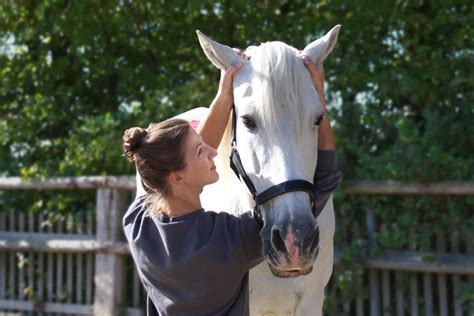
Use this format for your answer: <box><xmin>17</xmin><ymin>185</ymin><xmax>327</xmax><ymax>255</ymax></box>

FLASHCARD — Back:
<box><xmin>197</xmin><ymin>26</ymin><xmax>340</xmax><ymax>278</ymax></box>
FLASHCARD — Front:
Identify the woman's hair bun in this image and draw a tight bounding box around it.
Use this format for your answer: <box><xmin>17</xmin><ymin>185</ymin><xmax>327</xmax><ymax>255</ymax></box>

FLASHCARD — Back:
<box><xmin>122</xmin><ymin>127</ymin><xmax>147</xmax><ymax>162</ymax></box>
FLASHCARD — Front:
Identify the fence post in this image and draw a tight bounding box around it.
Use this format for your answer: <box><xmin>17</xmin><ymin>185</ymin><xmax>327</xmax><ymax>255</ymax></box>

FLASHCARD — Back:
<box><xmin>93</xmin><ymin>188</ymin><xmax>128</xmax><ymax>316</ymax></box>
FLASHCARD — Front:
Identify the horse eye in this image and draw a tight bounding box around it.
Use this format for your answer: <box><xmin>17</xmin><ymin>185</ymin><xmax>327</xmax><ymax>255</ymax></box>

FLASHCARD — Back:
<box><xmin>242</xmin><ymin>116</ymin><xmax>257</xmax><ymax>130</ymax></box>
<box><xmin>314</xmin><ymin>114</ymin><xmax>324</xmax><ymax>127</ymax></box>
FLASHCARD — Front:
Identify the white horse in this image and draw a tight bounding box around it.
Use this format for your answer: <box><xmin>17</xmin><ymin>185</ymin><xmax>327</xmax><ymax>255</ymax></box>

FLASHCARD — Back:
<box><xmin>136</xmin><ymin>25</ymin><xmax>340</xmax><ymax>315</ymax></box>
<box><xmin>197</xmin><ymin>26</ymin><xmax>340</xmax><ymax>316</ymax></box>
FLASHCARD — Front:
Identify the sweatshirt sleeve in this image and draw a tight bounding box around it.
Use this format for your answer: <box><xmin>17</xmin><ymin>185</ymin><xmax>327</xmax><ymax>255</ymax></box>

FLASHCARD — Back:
<box><xmin>237</xmin><ymin>211</ymin><xmax>264</xmax><ymax>269</ymax></box>
<box><xmin>313</xmin><ymin>150</ymin><xmax>342</xmax><ymax>214</ymax></box>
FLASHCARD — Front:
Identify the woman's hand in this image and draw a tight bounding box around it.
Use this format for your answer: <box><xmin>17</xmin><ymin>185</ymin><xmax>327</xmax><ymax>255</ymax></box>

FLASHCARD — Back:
<box><xmin>303</xmin><ymin>56</ymin><xmax>327</xmax><ymax>113</ymax></box>
<box><xmin>302</xmin><ymin>56</ymin><xmax>335</xmax><ymax>149</ymax></box>
<box><xmin>216</xmin><ymin>62</ymin><xmax>242</xmax><ymax>107</ymax></box>
<box><xmin>197</xmin><ymin>60</ymin><xmax>243</xmax><ymax>149</ymax></box>
<box><xmin>216</xmin><ymin>48</ymin><xmax>249</xmax><ymax>106</ymax></box>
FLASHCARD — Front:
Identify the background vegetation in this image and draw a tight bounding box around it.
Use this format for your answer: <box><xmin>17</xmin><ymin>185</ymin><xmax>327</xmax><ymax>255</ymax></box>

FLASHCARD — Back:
<box><xmin>1</xmin><ymin>0</ymin><xmax>473</xmax><ymax>312</ymax></box>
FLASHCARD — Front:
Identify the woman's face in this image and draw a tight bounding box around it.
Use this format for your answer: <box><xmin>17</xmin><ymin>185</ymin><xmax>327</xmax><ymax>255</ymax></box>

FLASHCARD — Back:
<box><xmin>180</xmin><ymin>128</ymin><xmax>219</xmax><ymax>188</ymax></box>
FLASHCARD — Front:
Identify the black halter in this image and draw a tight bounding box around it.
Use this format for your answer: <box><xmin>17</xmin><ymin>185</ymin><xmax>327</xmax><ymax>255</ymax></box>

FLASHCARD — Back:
<box><xmin>229</xmin><ymin>105</ymin><xmax>318</xmax><ymax>226</ymax></box>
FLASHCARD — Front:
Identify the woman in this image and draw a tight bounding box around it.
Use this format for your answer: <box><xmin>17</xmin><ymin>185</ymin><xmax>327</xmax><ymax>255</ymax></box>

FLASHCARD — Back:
<box><xmin>122</xmin><ymin>57</ymin><xmax>341</xmax><ymax>315</ymax></box>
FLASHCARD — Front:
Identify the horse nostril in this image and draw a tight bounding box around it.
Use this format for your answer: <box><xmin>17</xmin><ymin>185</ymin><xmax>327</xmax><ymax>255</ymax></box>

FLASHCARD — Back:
<box><xmin>271</xmin><ymin>226</ymin><xmax>287</xmax><ymax>253</ymax></box>
<box><xmin>310</xmin><ymin>226</ymin><xmax>320</xmax><ymax>255</ymax></box>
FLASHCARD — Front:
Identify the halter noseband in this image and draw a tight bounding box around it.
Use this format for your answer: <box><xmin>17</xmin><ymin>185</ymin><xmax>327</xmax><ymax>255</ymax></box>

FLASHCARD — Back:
<box><xmin>229</xmin><ymin>105</ymin><xmax>318</xmax><ymax>226</ymax></box>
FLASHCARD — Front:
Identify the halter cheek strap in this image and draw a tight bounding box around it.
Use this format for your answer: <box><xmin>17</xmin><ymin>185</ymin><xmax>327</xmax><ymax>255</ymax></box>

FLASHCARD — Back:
<box><xmin>229</xmin><ymin>105</ymin><xmax>318</xmax><ymax>227</ymax></box>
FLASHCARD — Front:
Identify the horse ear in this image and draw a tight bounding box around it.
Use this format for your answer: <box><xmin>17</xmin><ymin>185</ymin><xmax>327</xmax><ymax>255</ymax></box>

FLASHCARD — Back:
<box><xmin>196</xmin><ymin>30</ymin><xmax>242</xmax><ymax>70</ymax></box>
<box><xmin>301</xmin><ymin>25</ymin><xmax>341</xmax><ymax>66</ymax></box>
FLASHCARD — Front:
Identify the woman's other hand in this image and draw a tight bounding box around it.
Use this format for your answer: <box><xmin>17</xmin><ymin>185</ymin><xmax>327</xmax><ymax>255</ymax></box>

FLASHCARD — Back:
<box><xmin>302</xmin><ymin>56</ymin><xmax>335</xmax><ymax>149</ymax></box>
<box><xmin>302</xmin><ymin>56</ymin><xmax>327</xmax><ymax>113</ymax></box>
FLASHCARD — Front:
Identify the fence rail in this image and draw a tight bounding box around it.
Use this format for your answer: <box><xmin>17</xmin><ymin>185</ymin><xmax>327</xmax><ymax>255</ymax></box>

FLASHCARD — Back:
<box><xmin>0</xmin><ymin>232</ymin><xmax>130</xmax><ymax>255</ymax></box>
<box><xmin>1</xmin><ymin>176</ymin><xmax>473</xmax><ymax>315</ymax></box>
<box><xmin>0</xmin><ymin>176</ymin><xmax>135</xmax><ymax>190</ymax></box>
<box><xmin>2</xmin><ymin>176</ymin><xmax>474</xmax><ymax>194</ymax></box>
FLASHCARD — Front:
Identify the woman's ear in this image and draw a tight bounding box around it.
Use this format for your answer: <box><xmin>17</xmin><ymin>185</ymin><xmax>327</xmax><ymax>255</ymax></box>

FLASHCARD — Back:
<box><xmin>168</xmin><ymin>171</ymin><xmax>184</xmax><ymax>185</ymax></box>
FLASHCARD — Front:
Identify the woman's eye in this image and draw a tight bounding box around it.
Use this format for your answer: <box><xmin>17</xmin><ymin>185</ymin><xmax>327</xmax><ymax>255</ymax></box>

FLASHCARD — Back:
<box><xmin>242</xmin><ymin>116</ymin><xmax>257</xmax><ymax>130</ymax></box>
<box><xmin>314</xmin><ymin>114</ymin><xmax>324</xmax><ymax>127</ymax></box>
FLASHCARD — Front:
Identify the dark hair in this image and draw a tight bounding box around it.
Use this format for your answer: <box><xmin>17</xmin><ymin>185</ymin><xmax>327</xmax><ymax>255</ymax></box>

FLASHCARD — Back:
<box><xmin>122</xmin><ymin>119</ymin><xmax>191</xmax><ymax>198</ymax></box>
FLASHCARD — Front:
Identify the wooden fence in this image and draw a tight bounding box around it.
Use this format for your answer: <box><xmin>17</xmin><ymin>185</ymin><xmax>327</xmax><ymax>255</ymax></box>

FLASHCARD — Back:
<box><xmin>329</xmin><ymin>181</ymin><xmax>474</xmax><ymax>316</ymax></box>
<box><xmin>0</xmin><ymin>177</ymin><xmax>473</xmax><ymax>315</ymax></box>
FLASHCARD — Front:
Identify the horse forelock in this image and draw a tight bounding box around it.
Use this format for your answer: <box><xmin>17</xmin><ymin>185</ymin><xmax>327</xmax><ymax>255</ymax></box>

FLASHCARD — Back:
<box><xmin>247</xmin><ymin>41</ymin><xmax>317</xmax><ymax>137</ymax></box>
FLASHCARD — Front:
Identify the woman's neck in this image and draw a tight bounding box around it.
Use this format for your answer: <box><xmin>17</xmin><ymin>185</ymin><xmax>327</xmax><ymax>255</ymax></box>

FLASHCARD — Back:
<box><xmin>160</xmin><ymin>189</ymin><xmax>202</xmax><ymax>218</ymax></box>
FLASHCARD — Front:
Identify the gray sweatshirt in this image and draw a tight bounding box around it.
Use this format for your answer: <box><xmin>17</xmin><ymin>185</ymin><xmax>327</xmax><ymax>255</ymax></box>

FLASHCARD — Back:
<box><xmin>123</xmin><ymin>150</ymin><xmax>341</xmax><ymax>316</ymax></box>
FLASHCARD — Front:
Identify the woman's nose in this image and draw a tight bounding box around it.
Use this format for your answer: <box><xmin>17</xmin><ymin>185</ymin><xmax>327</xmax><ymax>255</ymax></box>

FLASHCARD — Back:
<box><xmin>208</xmin><ymin>146</ymin><xmax>218</xmax><ymax>159</ymax></box>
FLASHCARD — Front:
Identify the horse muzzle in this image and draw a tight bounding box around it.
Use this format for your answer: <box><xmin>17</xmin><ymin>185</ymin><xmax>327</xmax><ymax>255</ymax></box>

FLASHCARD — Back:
<box><xmin>262</xmin><ymin>224</ymin><xmax>320</xmax><ymax>278</ymax></box>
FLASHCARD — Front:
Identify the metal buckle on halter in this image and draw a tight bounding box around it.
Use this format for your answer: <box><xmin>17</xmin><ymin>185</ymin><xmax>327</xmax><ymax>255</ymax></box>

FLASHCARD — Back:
<box><xmin>253</xmin><ymin>205</ymin><xmax>264</xmax><ymax>227</ymax></box>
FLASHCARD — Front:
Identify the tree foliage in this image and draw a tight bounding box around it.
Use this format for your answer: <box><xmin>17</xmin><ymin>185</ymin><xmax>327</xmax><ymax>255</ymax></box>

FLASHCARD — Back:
<box><xmin>1</xmin><ymin>0</ymin><xmax>473</xmax><ymax>311</ymax></box>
